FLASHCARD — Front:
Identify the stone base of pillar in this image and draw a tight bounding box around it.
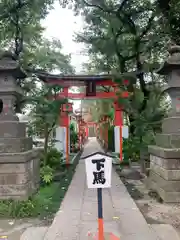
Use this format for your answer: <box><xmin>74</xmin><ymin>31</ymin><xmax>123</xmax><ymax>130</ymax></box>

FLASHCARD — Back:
<box><xmin>0</xmin><ymin>119</ymin><xmax>41</xmax><ymax>200</ymax></box>
<box><xmin>0</xmin><ymin>148</ymin><xmax>40</xmax><ymax>200</ymax></box>
<box><xmin>147</xmin><ymin>145</ymin><xmax>180</xmax><ymax>202</ymax></box>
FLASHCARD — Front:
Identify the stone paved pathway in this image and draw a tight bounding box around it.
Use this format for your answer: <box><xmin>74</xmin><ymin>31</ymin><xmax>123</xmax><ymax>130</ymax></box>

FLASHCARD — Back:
<box><xmin>43</xmin><ymin>137</ymin><xmax>163</xmax><ymax>240</ymax></box>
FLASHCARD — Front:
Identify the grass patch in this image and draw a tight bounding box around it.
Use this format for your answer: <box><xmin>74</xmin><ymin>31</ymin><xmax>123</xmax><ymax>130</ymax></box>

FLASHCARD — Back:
<box><xmin>0</xmin><ymin>152</ymin><xmax>80</xmax><ymax>219</ymax></box>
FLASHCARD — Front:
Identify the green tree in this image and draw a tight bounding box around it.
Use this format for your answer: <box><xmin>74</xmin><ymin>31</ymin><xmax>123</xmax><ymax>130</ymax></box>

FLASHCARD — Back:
<box><xmin>157</xmin><ymin>0</ymin><xmax>180</xmax><ymax>44</ymax></box>
<box><xmin>59</xmin><ymin>0</ymin><xmax>168</xmax><ymax>132</ymax></box>
<box><xmin>28</xmin><ymin>84</ymin><xmax>67</xmax><ymax>162</ymax></box>
<box><xmin>59</xmin><ymin>0</ymin><xmax>171</xmax><ymax>171</ymax></box>
<box><xmin>0</xmin><ymin>0</ymin><xmax>55</xmax><ymax>56</ymax></box>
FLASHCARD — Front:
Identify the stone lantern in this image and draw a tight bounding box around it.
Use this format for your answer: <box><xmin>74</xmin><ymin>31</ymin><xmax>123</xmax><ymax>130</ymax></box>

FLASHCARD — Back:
<box><xmin>148</xmin><ymin>45</ymin><xmax>180</xmax><ymax>202</ymax></box>
<box><xmin>0</xmin><ymin>51</ymin><xmax>40</xmax><ymax>200</ymax></box>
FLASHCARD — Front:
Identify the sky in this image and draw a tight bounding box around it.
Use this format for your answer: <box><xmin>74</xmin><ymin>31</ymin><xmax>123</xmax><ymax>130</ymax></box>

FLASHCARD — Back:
<box><xmin>42</xmin><ymin>1</ymin><xmax>89</xmax><ymax>73</ymax></box>
<box><xmin>42</xmin><ymin>1</ymin><xmax>89</xmax><ymax>111</ymax></box>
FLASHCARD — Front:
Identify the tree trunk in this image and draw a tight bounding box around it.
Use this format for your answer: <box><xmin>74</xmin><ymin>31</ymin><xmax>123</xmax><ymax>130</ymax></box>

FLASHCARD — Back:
<box><xmin>44</xmin><ymin>123</ymin><xmax>49</xmax><ymax>166</ymax></box>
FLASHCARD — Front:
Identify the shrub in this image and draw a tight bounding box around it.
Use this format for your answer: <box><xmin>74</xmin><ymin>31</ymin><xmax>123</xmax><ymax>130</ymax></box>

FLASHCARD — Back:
<box><xmin>108</xmin><ymin>126</ymin><xmax>115</xmax><ymax>152</ymax></box>
<box><xmin>123</xmin><ymin>137</ymin><xmax>140</xmax><ymax>162</ymax></box>
<box><xmin>41</xmin><ymin>148</ymin><xmax>64</xmax><ymax>170</ymax></box>
<box><xmin>70</xmin><ymin>131</ymin><xmax>79</xmax><ymax>145</ymax></box>
<box><xmin>40</xmin><ymin>165</ymin><xmax>54</xmax><ymax>185</ymax></box>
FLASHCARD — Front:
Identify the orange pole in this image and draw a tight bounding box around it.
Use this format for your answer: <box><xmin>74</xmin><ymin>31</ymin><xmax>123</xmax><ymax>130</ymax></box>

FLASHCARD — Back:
<box><xmin>98</xmin><ymin>218</ymin><xmax>104</xmax><ymax>240</ymax></box>
<box><xmin>97</xmin><ymin>188</ymin><xmax>104</xmax><ymax>240</ymax></box>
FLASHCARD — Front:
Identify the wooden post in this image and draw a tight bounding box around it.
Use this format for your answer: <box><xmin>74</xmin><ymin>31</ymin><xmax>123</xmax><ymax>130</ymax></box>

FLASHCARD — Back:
<box><xmin>63</xmin><ymin>87</ymin><xmax>69</xmax><ymax>166</ymax></box>
<box><xmin>97</xmin><ymin>188</ymin><xmax>104</xmax><ymax>240</ymax></box>
<box><xmin>114</xmin><ymin>102</ymin><xmax>123</xmax><ymax>162</ymax></box>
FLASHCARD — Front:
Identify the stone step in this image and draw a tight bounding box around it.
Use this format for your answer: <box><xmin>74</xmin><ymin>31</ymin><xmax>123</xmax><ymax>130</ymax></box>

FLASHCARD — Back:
<box><xmin>20</xmin><ymin>226</ymin><xmax>48</xmax><ymax>240</ymax></box>
<box><xmin>150</xmin><ymin>224</ymin><xmax>180</xmax><ymax>240</ymax></box>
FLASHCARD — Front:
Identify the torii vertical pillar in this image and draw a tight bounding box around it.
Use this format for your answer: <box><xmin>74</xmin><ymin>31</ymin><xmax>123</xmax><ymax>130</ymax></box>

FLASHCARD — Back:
<box><xmin>114</xmin><ymin>102</ymin><xmax>123</xmax><ymax>161</ymax></box>
<box><xmin>85</xmin><ymin>125</ymin><xmax>89</xmax><ymax>139</ymax></box>
<box><xmin>55</xmin><ymin>87</ymin><xmax>70</xmax><ymax>165</ymax></box>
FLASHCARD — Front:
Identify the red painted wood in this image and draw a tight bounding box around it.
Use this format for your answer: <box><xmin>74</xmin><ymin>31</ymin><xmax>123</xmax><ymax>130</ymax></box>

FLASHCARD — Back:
<box><xmin>56</xmin><ymin>91</ymin><xmax>128</xmax><ymax>100</ymax></box>
<box><xmin>45</xmin><ymin>79</ymin><xmax>116</xmax><ymax>87</ymax></box>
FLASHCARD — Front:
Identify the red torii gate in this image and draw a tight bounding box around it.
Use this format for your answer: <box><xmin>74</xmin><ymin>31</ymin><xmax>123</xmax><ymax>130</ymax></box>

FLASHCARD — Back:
<box><xmin>36</xmin><ymin>73</ymin><xmax>129</xmax><ymax>165</ymax></box>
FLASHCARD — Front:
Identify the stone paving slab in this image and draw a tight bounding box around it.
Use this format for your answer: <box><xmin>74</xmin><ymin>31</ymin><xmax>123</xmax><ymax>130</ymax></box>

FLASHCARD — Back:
<box><xmin>20</xmin><ymin>227</ymin><xmax>48</xmax><ymax>240</ymax></box>
<box><xmin>42</xmin><ymin>138</ymin><xmax>172</xmax><ymax>240</ymax></box>
<box><xmin>150</xmin><ymin>224</ymin><xmax>180</xmax><ymax>240</ymax></box>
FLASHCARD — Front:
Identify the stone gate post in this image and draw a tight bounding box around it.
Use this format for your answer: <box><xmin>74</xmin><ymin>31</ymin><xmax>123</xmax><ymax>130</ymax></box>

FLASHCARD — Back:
<box><xmin>0</xmin><ymin>51</ymin><xmax>40</xmax><ymax>200</ymax></box>
<box><xmin>148</xmin><ymin>45</ymin><xmax>180</xmax><ymax>202</ymax></box>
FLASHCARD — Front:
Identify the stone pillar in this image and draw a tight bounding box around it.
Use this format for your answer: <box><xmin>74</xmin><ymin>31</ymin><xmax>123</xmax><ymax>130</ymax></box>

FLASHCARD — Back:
<box><xmin>0</xmin><ymin>51</ymin><xmax>40</xmax><ymax>200</ymax></box>
<box><xmin>148</xmin><ymin>45</ymin><xmax>180</xmax><ymax>202</ymax></box>
<box><xmin>56</xmin><ymin>107</ymin><xmax>70</xmax><ymax>162</ymax></box>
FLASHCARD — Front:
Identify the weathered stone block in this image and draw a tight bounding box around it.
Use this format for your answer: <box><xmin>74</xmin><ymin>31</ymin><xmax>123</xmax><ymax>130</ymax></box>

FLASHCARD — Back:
<box><xmin>149</xmin><ymin>180</ymin><xmax>180</xmax><ymax>203</ymax></box>
<box><xmin>0</xmin><ymin>137</ymin><xmax>32</xmax><ymax>153</ymax></box>
<box><xmin>148</xmin><ymin>145</ymin><xmax>180</xmax><ymax>158</ymax></box>
<box><xmin>0</xmin><ymin>172</ymin><xmax>30</xmax><ymax>185</ymax></box>
<box><xmin>149</xmin><ymin>171</ymin><xmax>180</xmax><ymax>191</ymax></box>
<box><xmin>156</xmin><ymin>133</ymin><xmax>180</xmax><ymax>148</ymax></box>
<box><xmin>0</xmin><ymin>151</ymin><xmax>40</xmax><ymax>199</ymax></box>
<box><xmin>0</xmin><ymin>121</ymin><xmax>26</xmax><ymax>138</ymax></box>
<box><xmin>162</xmin><ymin>117</ymin><xmax>180</xmax><ymax>134</ymax></box>
<box><xmin>150</xmin><ymin>155</ymin><xmax>180</xmax><ymax>169</ymax></box>
<box><xmin>0</xmin><ymin>182</ymin><xmax>32</xmax><ymax>197</ymax></box>
<box><xmin>0</xmin><ymin>162</ymin><xmax>27</xmax><ymax>173</ymax></box>
<box><xmin>150</xmin><ymin>161</ymin><xmax>180</xmax><ymax>180</ymax></box>
<box><xmin>0</xmin><ymin>148</ymin><xmax>40</xmax><ymax>163</ymax></box>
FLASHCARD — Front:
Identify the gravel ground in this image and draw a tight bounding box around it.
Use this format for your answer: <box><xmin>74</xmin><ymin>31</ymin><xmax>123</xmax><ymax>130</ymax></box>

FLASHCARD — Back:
<box><xmin>116</xmin><ymin>166</ymin><xmax>180</xmax><ymax>236</ymax></box>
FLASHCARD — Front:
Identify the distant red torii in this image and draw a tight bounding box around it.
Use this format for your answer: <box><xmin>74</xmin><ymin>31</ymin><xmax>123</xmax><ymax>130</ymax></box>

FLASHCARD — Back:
<box><xmin>36</xmin><ymin>72</ymin><xmax>128</xmax><ymax>165</ymax></box>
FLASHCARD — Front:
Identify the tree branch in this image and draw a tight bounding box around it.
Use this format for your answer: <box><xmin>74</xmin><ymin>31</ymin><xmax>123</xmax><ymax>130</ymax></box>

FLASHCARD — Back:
<box><xmin>116</xmin><ymin>0</ymin><xmax>129</xmax><ymax>12</ymax></box>
<box><xmin>139</xmin><ymin>13</ymin><xmax>156</xmax><ymax>39</ymax></box>
<box><xmin>81</xmin><ymin>0</ymin><xmax>111</xmax><ymax>13</ymax></box>
<box><xmin>0</xmin><ymin>0</ymin><xmax>29</xmax><ymax>21</ymax></box>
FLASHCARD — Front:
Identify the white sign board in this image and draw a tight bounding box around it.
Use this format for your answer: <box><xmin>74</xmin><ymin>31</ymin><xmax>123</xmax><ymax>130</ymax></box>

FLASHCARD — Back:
<box><xmin>84</xmin><ymin>153</ymin><xmax>112</xmax><ymax>189</ymax></box>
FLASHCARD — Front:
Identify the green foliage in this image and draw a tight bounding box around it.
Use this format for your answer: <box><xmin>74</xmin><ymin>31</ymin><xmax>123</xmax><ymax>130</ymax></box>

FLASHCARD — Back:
<box><xmin>157</xmin><ymin>0</ymin><xmax>180</xmax><ymax>44</ymax></box>
<box><xmin>0</xmin><ymin>183</ymin><xmax>59</xmax><ymax>218</ymax></box>
<box><xmin>28</xmin><ymin>84</ymin><xmax>67</xmax><ymax>155</ymax></box>
<box><xmin>45</xmin><ymin>148</ymin><xmax>64</xmax><ymax>170</ymax></box>
<box><xmin>70</xmin><ymin>123</ymin><xmax>75</xmax><ymax>131</ymax></box>
<box><xmin>123</xmin><ymin>138</ymin><xmax>140</xmax><ymax>162</ymax></box>
<box><xmin>40</xmin><ymin>165</ymin><xmax>54</xmax><ymax>185</ymax></box>
<box><xmin>70</xmin><ymin>122</ymin><xmax>79</xmax><ymax>152</ymax></box>
<box><xmin>0</xmin><ymin>151</ymin><xmax>80</xmax><ymax>218</ymax></box>
<box><xmin>70</xmin><ymin>132</ymin><xmax>79</xmax><ymax>145</ymax></box>
<box><xmin>0</xmin><ymin>0</ymin><xmax>53</xmax><ymax>47</ymax></box>
<box><xmin>108</xmin><ymin>126</ymin><xmax>115</xmax><ymax>152</ymax></box>
<box><xmin>24</xmin><ymin>38</ymin><xmax>75</xmax><ymax>73</ymax></box>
